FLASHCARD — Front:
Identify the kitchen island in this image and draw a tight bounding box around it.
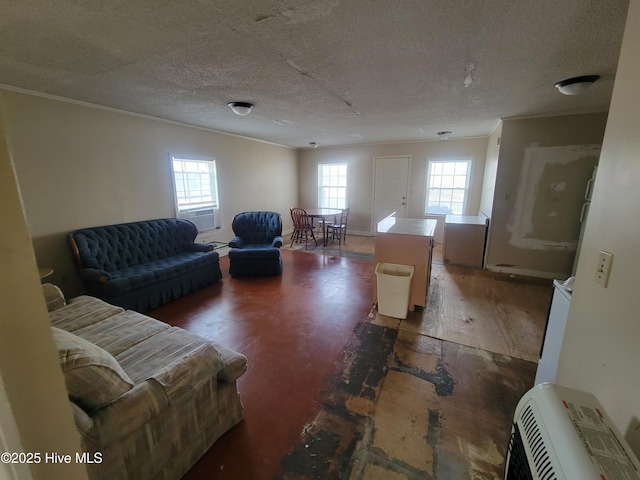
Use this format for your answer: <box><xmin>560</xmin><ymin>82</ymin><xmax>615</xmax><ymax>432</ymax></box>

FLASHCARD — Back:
<box><xmin>374</xmin><ymin>213</ymin><xmax>437</xmax><ymax>312</ymax></box>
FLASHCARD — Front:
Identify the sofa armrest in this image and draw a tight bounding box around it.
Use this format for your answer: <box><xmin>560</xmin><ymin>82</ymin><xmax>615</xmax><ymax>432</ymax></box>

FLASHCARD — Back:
<box><xmin>75</xmin><ymin>268</ymin><xmax>112</xmax><ymax>297</ymax></box>
<box><xmin>42</xmin><ymin>283</ymin><xmax>66</xmax><ymax>312</ymax></box>
<box><xmin>272</xmin><ymin>236</ymin><xmax>284</xmax><ymax>248</ymax></box>
<box><xmin>80</xmin><ymin>268</ymin><xmax>112</xmax><ymax>283</ymax></box>
<box><xmin>187</xmin><ymin>243</ymin><xmax>213</xmax><ymax>253</ymax></box>
<box><xmin>150</xmin><ymin>343</ymin><xmax>222</xmax><ymax>404</ymax></box>
<box><xmin>80</xmin><ymin>380</ymin><xmax>170</xmax><ymax>446</ymax></box>
<box><xmin>210</xmin><ymin>342</ymin><xmax>248</xmax><ymax>382</ymax></box>
<box><xmin>228</xmin><ymin>236</ymin><xmax>244</xmax><ymax>248</ymax></box>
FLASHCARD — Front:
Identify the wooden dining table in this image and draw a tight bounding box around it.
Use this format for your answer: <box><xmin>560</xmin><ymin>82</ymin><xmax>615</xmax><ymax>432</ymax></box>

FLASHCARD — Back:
<box><xmin>305</xmin><ymin>208</ymin><xmax>343</xmax><ymax>246</ymax></box>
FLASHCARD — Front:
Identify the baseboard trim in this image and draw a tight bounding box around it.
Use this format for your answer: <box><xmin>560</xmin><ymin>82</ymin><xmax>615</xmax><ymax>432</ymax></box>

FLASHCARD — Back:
<box><xmin>485</xmin><ymin>264</ymin><xmax>567</xmax><ymax>280</ymax></box>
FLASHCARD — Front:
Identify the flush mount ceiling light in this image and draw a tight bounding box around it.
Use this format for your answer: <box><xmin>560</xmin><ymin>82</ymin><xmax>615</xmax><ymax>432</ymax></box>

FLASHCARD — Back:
<box><xmin>437</xmin><ymin>131</ymin><xmax>452</xmax><ymax>141</ymax></box>
<box><xmin>309</xmin><ymin>141</ymin><xmax>319</xmax><ymax>148</ymax></box>
<box><xmin>554</xmin><ymin>75</ymin><xmax>600</xmax><ymax>95</ymax></box>
<box><xmin>227</xmin><ymin>102</ymin><xmax>254</xmax><ymax>116</ymax></box>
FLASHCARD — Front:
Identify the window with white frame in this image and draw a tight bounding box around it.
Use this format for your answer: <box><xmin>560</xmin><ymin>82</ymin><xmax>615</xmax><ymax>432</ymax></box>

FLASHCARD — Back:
<box><xmin>170</xmin><ymin>154</ymin><xmax>221</xmax><ymax>231</ymax></box>
<box><xmin>425</xmin><ymin>158</ymin><xmax>471</xmax><ymax>215</ymax></box>
<box><xmin>318</xmin><ymin>163</ymin><xmax>347</xmax><ymax>208</ymax></box>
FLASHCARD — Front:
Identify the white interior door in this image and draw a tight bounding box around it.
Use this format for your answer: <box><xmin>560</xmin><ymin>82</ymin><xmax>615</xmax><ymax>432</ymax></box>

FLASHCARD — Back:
<box><xmin>373</xmin><ymin>155</ymin><xmax>410</xmax><ymax>229</ymax></box>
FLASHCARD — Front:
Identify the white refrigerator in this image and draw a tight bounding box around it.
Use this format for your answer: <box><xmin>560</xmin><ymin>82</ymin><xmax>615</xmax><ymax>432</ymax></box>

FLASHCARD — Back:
<box><xmin>535</xmin><ymin>279</ymin><xmax>572</xmax><ymax>385</ymax></box>
<box><xmin>572</xmin><ymin>165</ymin><xmax>597</xmax><ymax>275</ymax></box>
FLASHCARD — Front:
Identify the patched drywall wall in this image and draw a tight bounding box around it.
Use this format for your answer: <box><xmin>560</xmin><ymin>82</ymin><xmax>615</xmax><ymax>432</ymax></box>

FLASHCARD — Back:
<box><xmin>485</xmin><ymin>113</ymin><xmax>608</xmax><ymax>278</ymax></box>
<box><xmin>507</xmin><ymin>145</ymin><xmax>599</xmax><ymax>250</ymax></box>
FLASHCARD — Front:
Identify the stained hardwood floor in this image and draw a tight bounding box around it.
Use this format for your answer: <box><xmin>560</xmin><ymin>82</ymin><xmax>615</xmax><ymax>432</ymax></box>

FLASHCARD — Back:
<box><xmin>150</xmin><ymin>235</ymin><xmax>552</xmax><ymax>479</ymax></box>
<box><xmin>285</xmin><ymin>235</ymin><xmax>551</xmax><ymax>362</ymax></box>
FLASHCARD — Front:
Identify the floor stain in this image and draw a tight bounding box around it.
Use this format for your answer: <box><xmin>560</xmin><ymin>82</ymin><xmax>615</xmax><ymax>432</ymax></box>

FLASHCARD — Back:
<box><xmin>276</xmin><ymin>314</ymin><xmax>536</xmax><ymax>480</ymax></box>
<box><xmin>389</xmin><ymin>352</ymin><xmax>454</xmax><ymax>397</ymax></box>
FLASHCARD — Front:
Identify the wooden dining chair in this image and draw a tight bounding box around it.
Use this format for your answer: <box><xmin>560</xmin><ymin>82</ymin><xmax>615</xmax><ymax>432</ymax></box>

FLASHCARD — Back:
<box><xmin>325</xmin><ymin>207</ymin><xmax>350</xmax><ymax>245</ymax></box>
<box><xmin>290</xmin><ymin>207</ymin><xmax>317</xmax><ymax>249</ymax></box>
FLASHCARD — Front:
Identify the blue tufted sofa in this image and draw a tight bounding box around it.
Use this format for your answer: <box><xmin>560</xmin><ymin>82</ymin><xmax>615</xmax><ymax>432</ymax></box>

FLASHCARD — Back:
<box><xmin>68</xmin><ymin>218</ymin><xmax>222</xmax><ymax>312</ymax></box>
<box><xmin>228</xmin><ymin>211</ymin><xmax>283</xmax><ymax>277</ymax></box>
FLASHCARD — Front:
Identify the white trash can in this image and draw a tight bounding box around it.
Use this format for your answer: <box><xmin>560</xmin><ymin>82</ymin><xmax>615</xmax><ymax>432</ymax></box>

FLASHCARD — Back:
<box><xmin>375</xmin><ymin>262</ymin><xmax>414</xmax><ymax>319</ymax></box>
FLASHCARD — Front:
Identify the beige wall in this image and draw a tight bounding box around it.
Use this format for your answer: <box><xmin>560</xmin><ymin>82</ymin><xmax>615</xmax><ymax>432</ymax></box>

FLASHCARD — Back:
<box><xmin>484</xmin><ymin>112</ymin><xmax>608</xmax><ymax>278</ymax></box>
<box><xmin>558</xmin><ymin>0</ymin><xmax>640</xmax><ymax>455</ymax></box>
<box><xmin>479</xmin><ymin>122</ymin><xmax>501</xmax><ymax>218</ymax></box>
<box><xmin>0</xmin><ymin>96</ymin><xmax>87</xmax><ymax>480</ymax></box>
<box><xmin>2</xmin><ymin>90</ymin><xmax>298</xmax><ymax>297</ymax></box>
<box><xmin>297</xmin><ymin>137</ymin><xmax>489</xmax><ymax>238</ymax></box>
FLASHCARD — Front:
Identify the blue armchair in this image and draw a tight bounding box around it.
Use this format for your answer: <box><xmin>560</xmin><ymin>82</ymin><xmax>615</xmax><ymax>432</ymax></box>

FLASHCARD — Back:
<box><xmin>228</xmin><ymin>211</ymin><xmax>283</xmax><ymax>277</ymax></box>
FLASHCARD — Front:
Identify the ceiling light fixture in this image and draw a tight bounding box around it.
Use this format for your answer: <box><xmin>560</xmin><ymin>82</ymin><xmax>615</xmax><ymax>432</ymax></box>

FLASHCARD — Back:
<box><xmin>227</xmin><ymin>102</ymin><xmax>254</xmax><ymax>116</ymax></box>
<box><xmin>437</xmin><ymin>131</ymin><xmax>452</xmax><ymax>141</ymax></box>
<box><xmin>309</xmin><ymin>142</ymin><xmax>319</xmax><ymax>149</ymax></box>
<box><xmin>554</xmin><ymin>75</ymin><xmax>600</xmax><ymax>95</ymax></box>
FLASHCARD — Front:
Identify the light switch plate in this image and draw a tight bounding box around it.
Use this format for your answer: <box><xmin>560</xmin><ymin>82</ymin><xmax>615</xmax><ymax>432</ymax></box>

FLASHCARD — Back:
<box><xmin>595</xmin><ymin>250</ymin><xmax>613</xmax><ymax>287</ymax></box>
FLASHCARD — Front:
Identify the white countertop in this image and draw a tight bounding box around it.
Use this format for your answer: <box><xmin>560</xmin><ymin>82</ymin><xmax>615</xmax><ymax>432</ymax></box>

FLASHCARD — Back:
<box><xmin>445</xmin><ymin>214</ymin><xmax>488</xmax><ymax>226</ymax></box>
<box><xmin>377</xmin><ymin>214</ymin><xmax>437</xmax><ymax>237</ymax></box>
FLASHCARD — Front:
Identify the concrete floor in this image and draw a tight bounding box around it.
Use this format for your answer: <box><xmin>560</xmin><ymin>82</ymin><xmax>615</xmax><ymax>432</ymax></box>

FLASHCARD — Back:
<box><xmin>150</xmin><ymin>239</ymin><xmax>551</xmax><ymax>479</ymax></box>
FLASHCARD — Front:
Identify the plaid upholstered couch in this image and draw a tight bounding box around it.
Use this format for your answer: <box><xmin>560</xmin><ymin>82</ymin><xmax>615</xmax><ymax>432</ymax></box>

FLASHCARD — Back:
<box><xmin>68</xmin><ymin>218</ymin><xmax>222</xmax><ymax>312</ymax></box>
<box><xmin>44</xmin><ymin>284</ymin><xmax>246</xmax><ymax>480</ymax></box>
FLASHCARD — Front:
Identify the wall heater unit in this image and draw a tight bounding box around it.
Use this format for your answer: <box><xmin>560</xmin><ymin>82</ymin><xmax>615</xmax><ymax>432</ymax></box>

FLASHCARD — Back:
<box><xmin>505</xmin><ymin>383</ymin><xmax>640</xmax><ymax>480</ymax></box>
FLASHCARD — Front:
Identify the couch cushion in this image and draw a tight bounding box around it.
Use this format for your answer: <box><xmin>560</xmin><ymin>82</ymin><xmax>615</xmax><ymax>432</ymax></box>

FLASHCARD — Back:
<box><xmin>115</xmin><ymin>327</ymin><xmax>222</xmax><ymax>385</ymax></box>
<box><xmin>49</xmin><ymin>295</ymin><xmax>124</xmax><ymax>331</ymax></box>
<box><xmin>103</xmin><ymin>251</ymin><xmax>218</xmax><ymax>296</ymax></box>
<box><xmin>52</xmin><ymin>327</ymin><xmax>134</xmax><ymax>411</ymax></box>
<box><xmin>228</xmin><ymin>246</ymin><xmax>281</xmax><ymax>258</ymax></box>
<box><xmin>72</xmin><ymin>310</ymin><xmax>170</xmax><ymax>357</ymax></box>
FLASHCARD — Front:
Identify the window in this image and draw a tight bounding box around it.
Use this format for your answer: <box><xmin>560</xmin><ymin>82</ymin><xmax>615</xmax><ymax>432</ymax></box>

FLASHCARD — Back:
<box><xmin>318</xmin><ymin>163</ymin><xmax>347</xmax><ymax>208</ymax></box>
<box><xmin>170</xmin><ymin>155</ymin><xmax>219</xmax><ymax>212</ymax></box>
<box><xmin>425</xmin><ymin>159</ymin><xmax>471</xmax><ymax>215</ymax></box>
<box><xmin>170</xmin><ymin>154</ymin><xmax>221</xmax><ymax>232</ymax></box>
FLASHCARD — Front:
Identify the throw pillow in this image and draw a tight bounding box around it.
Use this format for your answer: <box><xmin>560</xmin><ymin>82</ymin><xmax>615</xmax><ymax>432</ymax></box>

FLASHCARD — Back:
<box><xmin>52</xmin><ymin>327</ymin><xmax>134</xmax><ymax>411</ymax></box>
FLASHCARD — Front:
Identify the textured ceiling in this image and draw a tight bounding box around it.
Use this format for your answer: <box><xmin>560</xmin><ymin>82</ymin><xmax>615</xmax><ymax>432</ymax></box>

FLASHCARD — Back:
<box><xmin>0</xmin><ymin>0</ymin><xmax>630</xmax><ymax>148</ymax></box>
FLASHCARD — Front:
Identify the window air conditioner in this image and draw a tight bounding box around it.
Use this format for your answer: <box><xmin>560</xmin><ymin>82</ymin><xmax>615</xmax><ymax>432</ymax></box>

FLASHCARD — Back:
<box><xmin>505</xmin><ymin>383</ymin><xmax>640</xmax><ymax>480</ymax></box>
<box><xmin>183</xmin><ymin>208</ymin><xmax>221</xmax><ymax>232</ymax></box>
